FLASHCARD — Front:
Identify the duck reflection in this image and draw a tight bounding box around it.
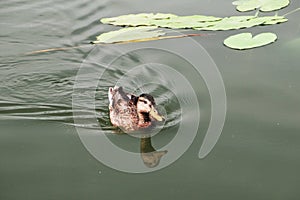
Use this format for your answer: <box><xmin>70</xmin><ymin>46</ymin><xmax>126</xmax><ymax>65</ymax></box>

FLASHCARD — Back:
<box><xmin>140</xmin><ymin>137</ymin><xmax>168</xmax><ymax>168</ymax></box>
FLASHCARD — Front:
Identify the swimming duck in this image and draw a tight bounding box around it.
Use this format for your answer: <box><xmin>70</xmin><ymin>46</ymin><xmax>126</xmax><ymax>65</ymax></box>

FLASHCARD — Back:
<box><xmin>108</xmin><ymin>86</ymin><xmax>164</xmax><ymax>133</ymax></box>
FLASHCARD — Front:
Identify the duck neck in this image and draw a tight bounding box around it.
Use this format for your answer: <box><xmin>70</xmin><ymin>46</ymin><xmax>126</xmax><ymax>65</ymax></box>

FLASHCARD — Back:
<box><xmin>138</xmin><ymin>112</ymin><xmax>151</xmax><ymax>127</ymax></box>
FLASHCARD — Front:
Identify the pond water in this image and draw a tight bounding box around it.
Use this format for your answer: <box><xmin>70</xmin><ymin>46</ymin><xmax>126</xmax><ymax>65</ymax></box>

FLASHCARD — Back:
<box><xmin>1</xmin><ymin>0</ymin><xmax>300</xmax><ymax>199</ymax></box>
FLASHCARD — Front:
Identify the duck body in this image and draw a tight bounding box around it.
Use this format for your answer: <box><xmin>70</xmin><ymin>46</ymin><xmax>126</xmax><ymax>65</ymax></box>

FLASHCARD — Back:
<box><xmin>108</xmin><ymin>86</ymin><xmax>163</xmax><ymax>133</ymax></box>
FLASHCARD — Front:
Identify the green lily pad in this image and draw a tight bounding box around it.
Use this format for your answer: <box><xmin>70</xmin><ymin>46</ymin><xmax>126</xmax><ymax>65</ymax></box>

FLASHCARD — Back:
<box><xmin>97</xmin><ymin>12</ymin><xmax>287</xmax><ymax>49</ymax></box>
<box><xmin>224</xmin><ymin>32</ymin><xmax>277</xmax><ymax>50</ymax></box>
<box><xmin>195</xmin><ymin>16</ymin><xmax>264</xmax><ymax>30</ymax></box>
<box><xmin>151</xmin><ymin>15</ymin><xmax>221</xmax><ymax>29</ymax></box>
<box><xmin>101</xmin><ymin>13</ymin><xmax>177</xmax><ymax>26</ymax></box>
<box><xmin>233</xmin><ymin>0</ymin><xmax>290</xmax><ymax>12</ymax></box>
<box><xmin>194</xmin><ymin>15</ymin><xmax>287</xmax><ymax>30</ymax></box>
<box><xmin>170</xmin><ymin>15</ymin><xmax>222</xmax><ymax>22</ymax></box>
<box><xmin>263</xmin><ymin>16</ymin><xmax>288</xmax><ymax>24</ymax></box>
<box><xmin>205</xmin><ymin>16</ymin><xmax>256</xmax><ymax>30</ymax></box>
<box><xmin>101</xmin><ymin>13</ymin><xmax>287</xmax><ymax>30</ymax></box>
<box><xmin>153</xmin><ymin>18</ymin><xmax>220</xmax><ymax>29</ymax></box>
<box><xmin>101</xmin><ymin>13</ymin><xmax>222</xmax><ymax>28</ymax></box>
<box><xmin>93</xmin><ymin>26</ymin><xmax>165</xmax><ymax>44</ymax></box>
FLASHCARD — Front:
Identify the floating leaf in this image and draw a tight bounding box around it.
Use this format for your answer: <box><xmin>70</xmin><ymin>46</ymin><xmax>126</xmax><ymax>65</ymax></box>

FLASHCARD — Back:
<box><xmin>151</xmin><ymin>13</ymin><xmax>178</xmax><ymax>19</ymax></box>
<box><xmin>101</xmin><ymin>13</ymin><xmax>222</xmax><ymax>28</ymax></box>
<box><xmin>93</xmin><ymin>26</ymin><xmax>165</xmax><ymax>44</ymax></box>
<box><xmin>101</xmin><ymin>13</ymin><xmax>177</xmax><ymax>26</ymax></box>
<box><xmin>101</xmin><ymin>13</ymin><xmax>287</xmax><ymax>30</ymax></box>
<box><xmin>154</xmin><ymin>19</ymin><xmax>219</xmax><ymax>29</ymax></box>
<box><xmin>224</xmin><ymin>32</ymin><xmax>277</xmax><ymax>50</ymax></box>
<box><xmin>233</xmin><ymin>0</ymin><xmax>290</xmax><ymax>12</ymax></box>
<box><xmin>169</xmin><ymin>15</ymin><xmax>222</xmax><ymax>22</ymax></box>
<box><xmin>262</xmin><ymin>16</ymin><xmax>288</xmax><ymax>24</ymax></box>
<box><xmin>196</xmin><ymin>16</ymin><xmax>256</xmax><ymax>30</ymax></box>
<box><xmin>151</xmin><ymin>15</ymin><xmax>221</xmax><ymax>29</ymax></box>
<box><xmin>97</xmin><ymin>12</ymin><xmax>287</xmax><ymax>49</ymax></box>
<box><xmin>194</xmin><ymin>15</ymin><xmax>287</xmax><ymax>30</ymax></box>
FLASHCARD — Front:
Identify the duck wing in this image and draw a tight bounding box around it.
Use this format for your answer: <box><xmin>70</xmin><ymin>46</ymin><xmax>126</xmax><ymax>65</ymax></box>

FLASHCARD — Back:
<box><xmin>108</xmin><ymin>86</ymin><xmax>130</xmax><ymax>108</ymax></box>
<box><xmin>108</xmin><ymin>86</ymin><xmax>139</xmax><ymax>131</ymax></box>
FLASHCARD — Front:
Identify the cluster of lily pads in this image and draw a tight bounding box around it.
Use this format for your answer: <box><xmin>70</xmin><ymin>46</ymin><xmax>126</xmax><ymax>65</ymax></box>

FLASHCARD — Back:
<box><xmin>94</xmin><ymin>0</ymin><xmax>290</xmax><ymax>50</ymax></box>
<box><xmin>100</xmin><ymin>13</ymin><xmax>287</xmax><ymax>30</ymax></box>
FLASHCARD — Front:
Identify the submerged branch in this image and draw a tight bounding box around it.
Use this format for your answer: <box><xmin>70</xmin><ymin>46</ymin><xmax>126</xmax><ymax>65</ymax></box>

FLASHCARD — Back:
<box><xmin>25</xmin><ymin>33</ymin><xmax>209</xmax><ymax>55</ymax></box>
<box><xmin>283</xmin><ymin>7</ymin><xmax>300</xmax><ymax>17</ymax></box>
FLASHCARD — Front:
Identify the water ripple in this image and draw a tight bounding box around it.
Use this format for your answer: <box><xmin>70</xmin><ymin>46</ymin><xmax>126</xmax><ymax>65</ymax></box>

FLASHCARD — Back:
<box><xmin>0</xmin><ymin>0</ymin><xmax>185</xmax><ymax>133</ymax></box>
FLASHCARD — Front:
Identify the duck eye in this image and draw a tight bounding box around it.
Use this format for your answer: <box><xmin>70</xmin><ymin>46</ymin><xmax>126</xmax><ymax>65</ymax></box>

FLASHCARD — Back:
<box><xmin>139</xmin><ymin>99</ymin><xmax>147</xmax><ymax>104</ymax></box>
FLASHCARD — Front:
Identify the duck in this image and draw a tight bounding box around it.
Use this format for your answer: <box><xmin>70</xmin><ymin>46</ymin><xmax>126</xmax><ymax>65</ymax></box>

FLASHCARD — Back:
<box><xmin>108</xmin><ymin>86</ymin><xmax>164</xmax><ymax>133</ymax></box>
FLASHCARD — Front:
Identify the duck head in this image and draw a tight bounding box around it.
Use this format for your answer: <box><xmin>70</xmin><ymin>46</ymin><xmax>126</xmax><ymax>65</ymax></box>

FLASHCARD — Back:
<box><xmin>136</xmin><ymin>94</ymin><xmax>164</xmax><ymax>123</ymax></box>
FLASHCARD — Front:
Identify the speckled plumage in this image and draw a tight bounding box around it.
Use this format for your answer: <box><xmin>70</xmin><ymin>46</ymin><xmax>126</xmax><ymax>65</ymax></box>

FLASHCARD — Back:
<box><xmin>108</xmin><ymin>86</ymin><xmax>163</xmax><ymax>133</ymax></box>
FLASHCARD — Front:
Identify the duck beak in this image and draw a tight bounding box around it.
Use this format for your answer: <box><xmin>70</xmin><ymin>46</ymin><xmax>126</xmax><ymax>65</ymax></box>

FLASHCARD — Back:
<box><xmin>149</xmin><ymin>107</ymin><xmax>164</xmax><ymax>122</ymax></box>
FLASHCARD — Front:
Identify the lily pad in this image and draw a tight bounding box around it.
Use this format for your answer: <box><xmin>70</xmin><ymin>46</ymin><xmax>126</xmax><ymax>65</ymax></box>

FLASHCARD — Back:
<box><xmin>224</xmin><ymin>32</ymin><xmax>277</xmax><ymax>50</ymax></box>
<box><xmin>101</xmin><ymin>13</ymin><xmax>287</xmax><ymax>30</ymax></box>
<box><xmin>170</xmin><ymin>15</ymin><xmax>222</xmax><ymax>22</ymax></box>
<box><xmin>233</xmin><ymin>0</ymin><xmax>290</xmax><ymax>12</ymax></box>
<box><xmin>151</xmin><ymin>15</ymin><xmax>221</xmax><ymax>29</ymax></box>
<box><xmin>101</xmin><ymin>13</ymin><xmax>222</xmax><ymax>28</ymax></box>
<box><xmin>153</xmin><ymin>19</ymin><xmax>219</xmax><ymax>29</ymax></box>
<box><xmin>194</xmin><ymin>15</ymin><xmax>287</xmax><ymax>30</ymax></box>
<box><xmin>93</xmin><ymin>26</ymin><xmax>165</xmax><ymax>44</ymax></box>
<box><xmin>101</xmin><ymin>13</ymin><xmax>177</xmax><ymax>26</ymax></box>
<box><xmin>97</xmin><ymin>12</ymin><xmax>287</xmax><ymax>49</ymax></box>
<box><xmin>263</xmin><ymin>16</ymin><xmax>288</xmax><ymax>24</ymax></box>
<box><xmin>197</xmin><ymin>15</ymin><xmax>256</xmax><ymax>30</ymax></box>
